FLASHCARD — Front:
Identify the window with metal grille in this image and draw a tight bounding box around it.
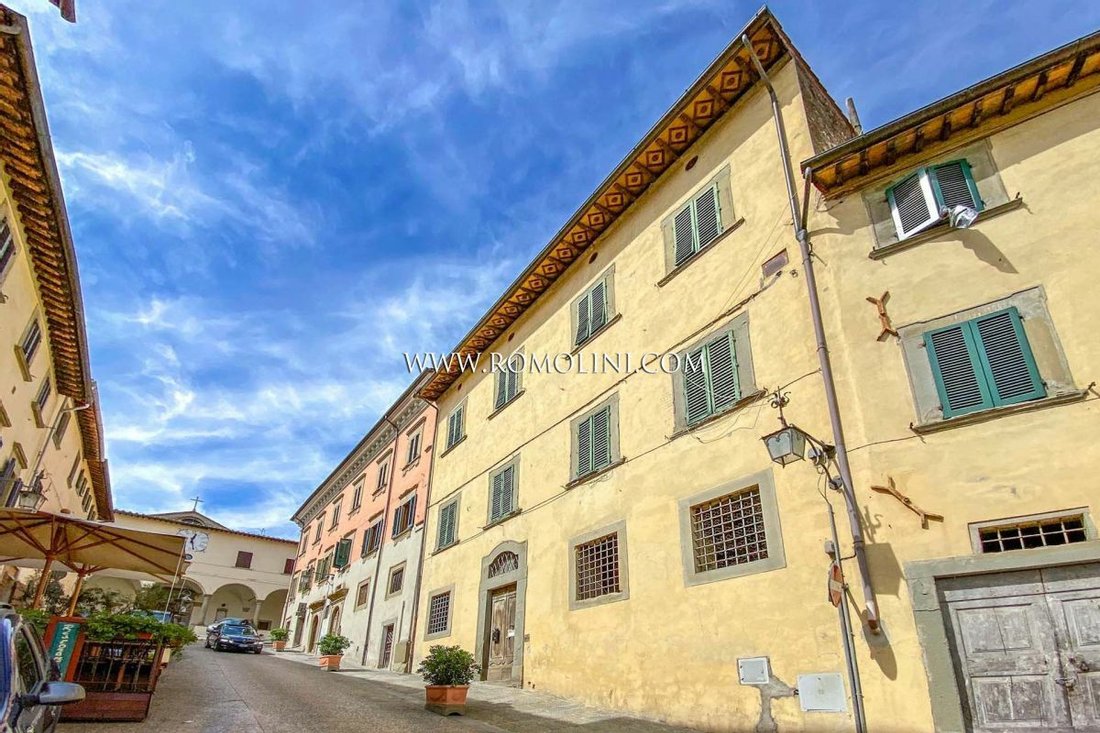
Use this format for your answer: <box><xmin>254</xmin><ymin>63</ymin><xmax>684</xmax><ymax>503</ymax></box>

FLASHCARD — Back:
<box><xmin>574</xmin><ymin>533</ymin><xmax>621</xmax><ymax>601</ymax></box>
<box><xmin>690</xmin><ymin>487</ymin><xmax>768</xmax><ymax>573</ymax></box>
<box><xmin>235</xmin><ymin>551</ymin><xmax>253</xmax><ymax>569</ymax></box>
<box><xmin>575</xmin><ymin>404</ymin><xmax>612</xmax><ymax>478</ymax></box>
<box><xmin>683</xmin><ymin>330</ymin><xmax>741</xmax><ymax>425</ymax></box>
<box><xmin>361</xmin><ymin>521</ymin><xmax>383</xmax><ymax>557</ymax></box>
<box><xmin>445</xmin><ymin>405</ymin><xmax>465</xmax><ymax>449</ymax></box>
<box><xmin>488</xmin><ymin>551</ymin><xmax>518</xmax><ymax>578</ymax></box>
<box><xmin>20</xmin><ymin>319</ymin><xmax>42</xmax><ymax>366</ymax></box>
<box><xmin>488</xmin><ymin>462</ymin><xmax>517</xmax><ymax>523</ymax></box>
<box><xmin>436</xmin><ymin>499</ymin><xmax>458</xmax><ymax>550</ymax></box>
<box><xmin>426</xmin><ymin>592</ymin><xmax>450</xmax><ymax>635</ymax></box>
<box><xmin>924</xmin><ymin>306</ymin><xmax>1045</xmax><ymax>418</ymax></box>
<box><xmin>392</xmin><ymin>495</ymin><xmax>416</xmax><ymax>537</ymax></box>
<box><xmin>671</xmin><ymin>182</ymin><xmax>724</xmax><ymax>266</ymax></box>
<box><xmin>979</xmin><ymin>515</ymin><xmax>1088</xmax><ymax>553</ymax></box>
<box><xmin>355</xmin><ymin>580</ymin><xmax>370</xmax><ymax>607</ymax></box>
<box><xmin>575</xmin><ymin>276</ymin><xmax>610</xmax><ymax>346</ymax></box>
<box><xmin>886</xmin><ymin>159</ymin><xmax>982</xmax><ymax>240</ymax></box>
<box><xmin>387</xmin><ymin>565</ymin><xmax>404</xmax><ymax>595</ymax></box>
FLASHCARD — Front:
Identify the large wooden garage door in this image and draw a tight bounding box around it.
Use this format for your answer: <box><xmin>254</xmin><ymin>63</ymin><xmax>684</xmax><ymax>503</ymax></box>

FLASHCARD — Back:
<box><xmin>940</xmin><ymin>563</ymin><xmax>1100</xmax><ymax>732</ymax></box>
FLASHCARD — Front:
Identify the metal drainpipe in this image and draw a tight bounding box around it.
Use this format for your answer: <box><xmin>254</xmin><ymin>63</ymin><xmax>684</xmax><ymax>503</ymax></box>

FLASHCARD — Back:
<box><xmin>360</xmin><ymin>415</ymin><xmax>402</xmax><ymax>667</ymax></box>
<box><xmin>402</xmin><ymin>404</ymin><xmax>437</xmax><ymax>673</ymax></box>
<box><xmin>742</xmin><ymin>33</ymin><xmax>877</xmax><ymax>732</ymax></box>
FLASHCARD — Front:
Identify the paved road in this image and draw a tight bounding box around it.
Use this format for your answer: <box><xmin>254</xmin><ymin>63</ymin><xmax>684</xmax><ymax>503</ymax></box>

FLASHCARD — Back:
<box><xmin>59</xmin><ymin>645</ymin><xmax>475</xmax><ymax>733</ymax></box>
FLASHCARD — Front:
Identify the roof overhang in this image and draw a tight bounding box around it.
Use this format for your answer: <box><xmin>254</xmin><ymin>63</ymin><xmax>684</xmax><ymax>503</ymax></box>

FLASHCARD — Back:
<box><xmin>419</xmin><ymin>8</ymin><xmax>801</xmax><ymax>401</ymax></box>
<box><xmin>804</xmin><ymin>29</ymin><xmax>1100</xmax><ymax>198</ymax></box>
<box><xmin>0</xmin><ymin>6</ymin><xmax>112</xmax><ymax>520</ymax></box>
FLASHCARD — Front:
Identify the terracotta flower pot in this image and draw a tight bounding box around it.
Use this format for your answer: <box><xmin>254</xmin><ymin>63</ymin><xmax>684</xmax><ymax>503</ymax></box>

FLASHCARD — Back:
<box><xmin>273</xmin><ymin>640</ymin><xmax>286</xmax><ymax>651</ymax></box>
<box><xmin>425</xmin><ymin>685</ymin><xmax>469</xmax><ymax>716</ymax></box>
<box><xmin>319</xmin><ymin>654</ymin><xmax>342</xmax><ymax>671</ymax></box>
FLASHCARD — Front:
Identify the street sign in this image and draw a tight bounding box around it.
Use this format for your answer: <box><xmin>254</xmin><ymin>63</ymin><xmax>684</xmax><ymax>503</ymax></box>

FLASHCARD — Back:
<box><xmin>828</xmin><ymin>562</ymin><xmax>844</xmax><ymax>607</ymax></box>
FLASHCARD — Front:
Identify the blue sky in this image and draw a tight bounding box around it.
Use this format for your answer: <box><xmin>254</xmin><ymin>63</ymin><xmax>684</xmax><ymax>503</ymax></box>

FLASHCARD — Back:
<box><xmin>9</xmin><ymin>0</ymin><xmax>1100</xmax><ymax>538</ymax></box>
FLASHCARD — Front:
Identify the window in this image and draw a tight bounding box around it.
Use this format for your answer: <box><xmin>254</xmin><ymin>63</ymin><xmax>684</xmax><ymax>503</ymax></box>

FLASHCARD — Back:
<box><xmin>53</xmin><ymin>410</ymin><xmax>70</xmax><ymax>448</ymax></box>
<box><xmin>32</xmin><ymin>378</ymin><xmax>51</xmax><ymax>426</ymax></box>
<box><xmin>350</xmin><ymin>479</ymin><xmax>364</xmax><ymax>512</ymax></box>
<box><xmin>283</xmin><ymin>558</ymin><xmax>295</xmax><ymax>575</ymax></box>
<box><xmin>682</xmin><ymin>329</ymin><xmax>741</xmax><ymax>425</ymax></box>
<box><xmin>313</xmin><ymin>515</ymin><xmax>324</xmax><ymax>543</ymax></box>
<box><xmin>329</xmin><ymin>499</ymin><xmax>342</xmax><ymax>529</ymax></box>
<box><xmin>298</xmin><ymin>535</ymin><xmax>307</xmax><ymax>556</ymax></box>
<box><xmin>387</xmin><ymin>564</ymin><xmax>405</xmax><ymax>596</ymax></box>
<box><xmin>361</xmin><ymin>521</ymin><xmax>383</xmax><ymax>557</ymax></box>
<box><xmin>494</xmin><ymin>353</ymin><xmax>522</xmax><ymax>409</ymax></box>
<box><xmin>299</xmin><ymin>568</ymin><xmax>313</xmax><ymax>592</ymax></box>
<box><xmin>376</xmin><ymin>461</ymin><xmax>389</xmax><ymax>491</ymax></box>
<box><xmin>662</xmin><ymin>166</ymin><xmax>734</xmax><ymax>269</ymax></box>
<box><xmin>355</xmin><ymin>579</ymin><xmax>370</xmax><ymax>608</ymax></box>
<box><xmin>976</xmin><ymin>514</ymin><xmax>1089</xmax><ymax>554</ymax></box>
<box><xmin>575</xmin><ymin>533</ymin><xmax>620</xmax><ymax>600</ymax></box>
<box><xmin>924</xmin><ymin>307</ymin><xmax>1044</xmax><ymax>419</ymax></box>
<box><xmin>19</xmin><ymin>318</ymin><xmax>42</xmax><ymax>370</ymax></box>
<box><xmin>488</xmin><ymin>459</ymin><xmax>518</xmax><ymax>524</ymax></box>
<box><xmin>445</xmin><ymin>404</ymin><xmax>465</xmax><ymax>450</ymax></box>
<box><xmin>436</xmin><ymin>498</ymin><xmax>459</xmax><ymax>550</ymax></box>
<box><xmin>235</xmin><ymin>551</ymin><xmax>253</xmax><ymax>569</ymax></box>
<box><xmin>1</xmin><ymin>458</ymin><xmax>18</xmax><ymax>507</ymax></box>
<box><xmin>572</xmin><ymin>399</ymin><xmax>617</xmax><ymax>480</ymax></box>
<box><xmin>573</xmin><ymin>270</ymin><xmax>615</xmax><ymax>346</ymax></box>
<box><xmin>425</xmin><ymin>591</ymin><xmax>451</xmax><ymax>637</ymax></box>
<box><xmin>67</xmin><ymin>455</ymin><xmax>81</xmax><ymax>487</ymax></box>
<box><xmin>406</xmin><ymin>430</ymin><xmax>421</xmax><ymax>465</ymax></box>
<box><xmin>392</xmin><ymin>494</ymin><xmax>416</xmax><ymax>538</ymax></box>
<box><xmin>678</xmin><ymin>471</ymin><xmax>785</xmax><ymax>586</ymax></box>
<box><xmin>333</xmin><ymin>536</ymin><xmax>353</xmax><ymax>569</ymax></box>
<box><xmin>0</xmin><ymin>218</ymin><xmax>15</xmax><ymax>279</ymax></box>
<box><xmin>887</xmin><ymin>159</ymin><xmax>983</xmax><ymax>240</ymax></box>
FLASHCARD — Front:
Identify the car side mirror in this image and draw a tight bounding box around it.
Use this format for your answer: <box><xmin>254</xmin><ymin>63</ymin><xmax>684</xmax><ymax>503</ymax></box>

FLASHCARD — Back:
<box><xmin>22</xmin><ymin>682</ymin><xmax>86</xmax><ymax>707</ymax></box>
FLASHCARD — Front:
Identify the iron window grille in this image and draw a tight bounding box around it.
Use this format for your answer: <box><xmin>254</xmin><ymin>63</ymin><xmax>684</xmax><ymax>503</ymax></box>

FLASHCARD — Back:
<box><xmin>574</xmin><ymin>533</ymin><xmax>621</xmax><ymax>601</ymax></box>
<box><xmin>426</xmin><ymin>592</ymin><xmax>451</xmax><ymax>635</ymax></box>
<box><xmin>487</xmin><ymin>551</ymin><xmax>518</xmax><ymax>578</ymax></box>
<box><xmin>388</xmin><ymin>566</ymin><xmax>404</xmax><ymax>595</ymax></box>
<box><xmin>689</xmin><ymin>487</ymin><xmax>768</xmax><ymax>573</ymax></box>
<box><xmin>979</xmin><ymin>515</ymin><xmax>1088</xmax><ymax>553</ymax></box>
<box><xmin>355</xmin><ymin>580</ymin><xmax>370</xmax><ymax>607</ymax></box>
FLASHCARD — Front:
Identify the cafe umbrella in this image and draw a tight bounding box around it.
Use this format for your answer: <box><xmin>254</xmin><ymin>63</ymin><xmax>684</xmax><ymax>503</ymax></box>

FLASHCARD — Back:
<box><xmin>0</xmin><ymin>509</ymin><xmax>189</xmax><ymax>613</ymax></box>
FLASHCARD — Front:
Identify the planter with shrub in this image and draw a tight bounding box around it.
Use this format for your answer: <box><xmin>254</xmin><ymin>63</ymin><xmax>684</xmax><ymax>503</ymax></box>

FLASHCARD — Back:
<box><xmin>417</xmin><ymin>645</ymin><xmax>479</xmax><ymax>715</ymax></box>
<box><xmin>317</xmin><ymin>634</ymin><xmax>351</xmax><ymax>670</ymax></box>
<box><xmin>269</xmin><ymin>627</ymin><xmax>289</xmax><ymax>651</ymax></box>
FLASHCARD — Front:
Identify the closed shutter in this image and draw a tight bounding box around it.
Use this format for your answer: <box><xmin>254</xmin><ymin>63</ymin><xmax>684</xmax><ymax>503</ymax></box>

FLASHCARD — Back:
<box><xmin>438</xmin><ymin>502</ymin><xmax>457</xmax><ymax>548</ymax></box>
<box><xmin>495</xmin><ymin>369</ymin><xmax>508</xmax><ymax>408</ymax></box>
<box><xmin>575</xmin><ymin>290</ymin><xmax>591</xmax><ymax>345</ymax></box>
<box><xmin>506</xmin><ymin>364</ymin><xmax>519</xmax><ymax>401</ymax></box>
<box><xmin>706</xmin><ymin>332</ymin><xmax>740</xmax><ymax>412</ymax></box>
<box><xmin>500</xmin><ymin>464</ymin><xmax>515</xmax><ymax>516</ymax></box>
<box><xmin>972</xmin><ymin>308</ymin><xmax>1045</xmax><ymax>405</ymax></box>
<box><xmin>887</xmin><ymin>171</ymin><xmax>939</xmax><ymax>239</ymax></box>
<box><xmin>931</xmin><ymin>160</ymin><xmax>981</xmax><ymax>212</ymax></box>
<box><xmin>490</xmin><ymin>470</ymin><xmax>504</xmax><ymax>521</ymax></box>
<box><xmin>447</xmin><ymin>407</ymin><xmax>463</xmax><ymax>447</ymax></box>
<box><xmin>591</xmin><ymin>405</ymin><xmax>611</xmax><ymax>471</ymax></box>
<box><xmin>589</xmin><ymin>280</ymin><xmax>607</xmax><ymax>333</ymax></box>
<box><xmin>334</xmin><ymin>538</ymin><xmax>351</xmax><ymax>568</ymax></box>
<box><xmin>925</xmin><ymin>324</ymin><xmax>992</xmax><ymax>417</ymax></box>
<box><xmin>694</xmin><ymin>184</ymin><xmax>722</xmax><ymax>249</ymax></box>
<box><xmin>683</xmin><ymin>344</ymin><xmax>710</xmax><ymax>424</ymax></box>
<box><xmin>673</xmin><ymin>205</ymin><xmax>695</xmax><ymax>266</ymax></box>
<box><xmin>576</xmin><ymin>414</ymin><xmax>592</xmax><ymax>477</ymax></box>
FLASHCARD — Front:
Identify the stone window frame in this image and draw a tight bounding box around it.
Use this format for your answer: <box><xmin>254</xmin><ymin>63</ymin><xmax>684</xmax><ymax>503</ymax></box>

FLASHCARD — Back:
<box><xmin>474</xmin><ymin>540</ymin><xmax>528</xmax><ymax>685</ymax></box>
<box><xmin>441</xmin><ymin>399</ymin><xmax>467</xmax><ymax>455</ymax></box>
<box><xmin>670</xmin><ymin>311</ymin><xmax>759</xmax><ymax>433</ymax></box>
<box><xmin>898</xmin><ymin>286</ymin><xmax>1082</xmax><ymax>432</ymax></box>
<box><xmin>570</xmin><ymin>264</ymin><xmax>619</xmax><ymax>350</ymax></box>
<box><xmin>967</xmin><ymin>508</ymin><xmax>1095</xmax><ymax>555</ymax></box>
<box><xmin>677</xmin><ymin>469</ymin><xmax>786</xmax><ymax>587</ymax></box>
<box><xmin>423</xmin><ymin>584</ymin><xmax>455</xmax><ymax>640</ymax></box>
<box><xmin>658</xmin><ymin>163</ymin><xmax>739</xmax><ymax>279</ymax></box>
<box><xmin>568</xmin><ymin>520</ymin><xmax>630</xmax><ymax>611</ymax></box>
<box><xmin>354</xmin><ymin>578</ymin><xmax>371</xmax><ymax>609</ymax></box>
<box><xmin>567</xmin><ymin>393</ymin><xmax>622</xmax><ymax>484</ymax></box>
<box><xmin>489</xmin><ymin>347</ymin><xmax>526</xmax><ymax>417</ymax></box>
<box><xmin>385</xmin><ymin>562</ymin><xmax>406</xmax><ymax>599</ymax></box>
<box><xmin>485</xmin><ymin>454</ymin><xmax>521</xmax><ymax>527</ymax></box>
<box><xmin>435</xmin><ymin>494</ymin><xmax>460</xmax><ymax>552</ymax></box>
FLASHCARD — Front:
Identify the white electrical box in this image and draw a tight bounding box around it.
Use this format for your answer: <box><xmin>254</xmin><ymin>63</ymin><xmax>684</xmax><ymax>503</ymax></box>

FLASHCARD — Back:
<box><xmin>737</xmin><ymin>656</ymin><xmax>770</xmax><ymax>685</ymax></box>
<box><xmin>798</xmin><ymin>673</ymin><xmax>847</xmax><ymax>712</ymax></box>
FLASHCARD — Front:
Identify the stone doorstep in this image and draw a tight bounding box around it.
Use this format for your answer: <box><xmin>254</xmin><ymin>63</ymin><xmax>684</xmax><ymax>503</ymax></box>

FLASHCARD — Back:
<box><xmin>268</xmin><ymin>650</ymin><xmax>697</xmax><ymax>730</ymax></box>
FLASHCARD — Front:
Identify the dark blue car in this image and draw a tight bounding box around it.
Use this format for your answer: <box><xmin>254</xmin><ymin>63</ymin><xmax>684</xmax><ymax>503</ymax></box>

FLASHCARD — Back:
<box><xmin>205</xmin><ymin>623</ymin><xmax>262</xmax><ymax>654</ymax></box>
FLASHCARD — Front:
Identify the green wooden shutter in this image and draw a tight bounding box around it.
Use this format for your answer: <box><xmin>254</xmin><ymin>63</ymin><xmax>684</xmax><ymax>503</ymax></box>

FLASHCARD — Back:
<box><xmin>694</xmin><ymin>183</ymin><xmax>722</xmax><ymax>248</ymax></box>
<box><xmin>672</xmin><ymin>204</ymin><xmax>695</xmax><ymax>266</ymax></box>
<box><xmin>575</xmin><ymin>290</ymin><xmax>591</xmax><ymax>345</ymax></box>
<box><xmin>507</xmin><ymin>364</ymin><xmax>519</xmax><ymax>402</ymax></box>
<box><xmin>576</xmin><ymin>414</ymin><xmax>592</xmax><ymax>477</ymax></box>
<box><xmin>930</xmin><ymin>160</ymin><xmax>982</xmax><ymax>212</ymax></box>
<box><xmin>925</xmin><ymin>323</ymin><xmax>994</xmax><ymax>417</ymax></box>
<box><xmin>334</xmin><ymin>538</ymin><xmax>351</xmax><ymax>568</ymax></box>
<box><xmin>438</xmin><ymin>502</ymin><xmax>456</xmax><ymax>548</ymax></box>
<box><xmin>494</xmin><ymin>369</ymin><xmax>508</xmax><ymax>408</ymax></box>
<box><xmin>500</xmin><ymin>464</ymin><xmax>515</xmax><ymax>515</ymax></box>
<box><xmin>705</xmin><ymin>332</ymin><xmax>740</xmax><ymax>412</ymax></box>
<box><xmin>591</xmin><ymin>405</ymin><xmax>611</xmax><ymax>471</ymax></box>
<box><xmin>972</xmin><ymin>308</ymin><xmax>1045</xmax><ymax>406</ymax></box>
<box><xmin>589</xmin><ymin>280</ymin><xmax>607</xmax><ymax>333</ymax></box>
<box><xmin>683</xmin><ymin>344</ymin><xmax>710</xmax><ymax>424</ymax></box>
<box><xmin>490</xmin><ymin>470</ymin><xmax>504</xmax><ymax>521</ymax></box>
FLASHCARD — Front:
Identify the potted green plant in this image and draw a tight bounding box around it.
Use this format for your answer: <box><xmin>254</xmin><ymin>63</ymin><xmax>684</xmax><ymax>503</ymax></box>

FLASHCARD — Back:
<box><xmin>417</xmin><ymin>645</ymin><xmax>479</xmax><ymax>715</ymax></box>
<box><xmin>269</xmin><ymin>627</ymin><xmax>289</xmax><ymax>651</ymax></box>
<box><xmin>316</xmin><ymin>634</ymin><xmax>351</xmax><ymax>670</ymax></box>
<box><xmin>83</xmin><ymin>611</ymin><xmax>163</xmax><ymax>641</ymax></box>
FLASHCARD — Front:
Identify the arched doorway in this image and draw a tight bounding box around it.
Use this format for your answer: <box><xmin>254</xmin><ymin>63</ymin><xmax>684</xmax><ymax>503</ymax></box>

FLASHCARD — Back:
<box><xmin>258</xmin><ymin>588</ymin><xmax>288</xmax><ymax>631</ymax></box>
<box><xmin>329</xmin><ymin>605</ymin><xmax>342</xmax><ymax>636</ymax></box>
<box><xmin>307</xmin><ymin>614</ymin><xmax>321</xmax><ymax>653</ymax></box>
<box><xmin>206</xmin><ymin>583</ymin><xmax>256</xmax><ymax>626</ymax></box>
<box><xmin>476</xmin><ymin>541</ymin><xmax>528</xmax><ymax>685</ymax></box>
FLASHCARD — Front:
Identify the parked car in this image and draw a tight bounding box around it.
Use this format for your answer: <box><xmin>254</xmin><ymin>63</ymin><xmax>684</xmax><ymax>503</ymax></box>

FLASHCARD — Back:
<box><xmin>0</xmin><ymin>604</ymin><xmax>85</xmax><ymax>733</ymax></box>
<box><xmin>205</xmin><ymin>623</ymin><xmax>263</xmax><ymax>654</ymax></box>
<box><xmin>204</xmin><ymin>617</ymin><xmax>249</xmax><ymax>634</ymax></box>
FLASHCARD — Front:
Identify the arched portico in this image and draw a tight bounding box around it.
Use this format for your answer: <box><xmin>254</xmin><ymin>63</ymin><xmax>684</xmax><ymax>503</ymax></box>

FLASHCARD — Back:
<box><xmin>204</xmin><ymin>583</ymin><xmax>257</xmax><ymax>626</ymax></box>
<box><xmin>258</xmin><ymin>588</ymin><xmax>288</xmax><ymax>630</ymax></box>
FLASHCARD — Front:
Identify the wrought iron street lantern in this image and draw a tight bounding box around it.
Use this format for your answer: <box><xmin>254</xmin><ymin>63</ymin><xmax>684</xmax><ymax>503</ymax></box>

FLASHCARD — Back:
<box><xmin>762</xmin><ymin>424</ymin><xmax>809</xmax><ymax>466</ymax></box>
<box><xmin>15</xmin><ymin>475</ymin><xmax>46</xmax><ymax>511</ymax></box>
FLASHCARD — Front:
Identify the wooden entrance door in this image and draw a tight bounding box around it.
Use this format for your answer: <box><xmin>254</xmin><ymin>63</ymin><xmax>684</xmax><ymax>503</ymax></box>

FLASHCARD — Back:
<box><xmin>486</xmin><ymin>586</ymin><xmax>517</xmax><ymax>682</ymax></box>
<box><xmin>379</xmin><ymin>624</ymin><xmax>394</xmax><ymax>669</ymax></box>
<box><xmin>307</xmin><ymin>614</ymin><xmax>320</xmax><ymax>653</ymax></box>
<box><xmin>940</xmin><ymin>562</ymin><xmax>1100</xmax><ymax>732</ymax></box>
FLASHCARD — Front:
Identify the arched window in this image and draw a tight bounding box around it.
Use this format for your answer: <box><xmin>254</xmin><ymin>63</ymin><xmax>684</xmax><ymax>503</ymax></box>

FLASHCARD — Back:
<box><xmin>488</xmin><ymin>551</ymin><xmax>518</xmax><ymax>578</ymax></box>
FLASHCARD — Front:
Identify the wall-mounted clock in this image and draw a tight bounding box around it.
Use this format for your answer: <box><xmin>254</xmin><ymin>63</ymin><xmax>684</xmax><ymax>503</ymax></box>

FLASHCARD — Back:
<box><xmin>177</xmin><ymin>528</ymin><xmax>210</xmax><ymax>553</ymax></box>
